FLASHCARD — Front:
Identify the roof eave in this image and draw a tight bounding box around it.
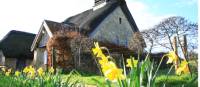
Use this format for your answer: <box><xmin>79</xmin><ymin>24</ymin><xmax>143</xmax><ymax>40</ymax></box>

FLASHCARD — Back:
<box><xmin>31</xmin><ymin>20</ymin><xmax>53</xmax><ymax>51</ymax></box>
<box><xmin>30</xmin><ymin>22</ymin><xmax>44</xmax><ymax>51</ymax></box>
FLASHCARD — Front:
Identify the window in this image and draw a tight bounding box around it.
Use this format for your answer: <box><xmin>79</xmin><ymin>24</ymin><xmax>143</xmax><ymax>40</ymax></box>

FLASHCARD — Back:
<box><xmin>119</xmin><ymin>17</ymin><xmax>122</xmax><ymax>24</ymax></box>
<box><xmin>44</xmin><ymin>50</ymin><xmax>48</xmax><ymax>64</ymax></box>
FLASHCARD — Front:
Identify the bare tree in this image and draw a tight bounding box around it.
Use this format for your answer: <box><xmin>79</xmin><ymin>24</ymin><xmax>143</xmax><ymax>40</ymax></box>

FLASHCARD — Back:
<box><xmin>142</xmin><ymin>28</ymin><xmax>160</xmax><ymax>53</ymax></box>
<box><xmin>142</xmin><ymin>16</ymin><xmax>198</xmax><ymax>54</ymax></box>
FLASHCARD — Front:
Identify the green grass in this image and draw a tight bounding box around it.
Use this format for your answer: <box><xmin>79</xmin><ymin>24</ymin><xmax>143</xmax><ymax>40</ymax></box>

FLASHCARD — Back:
<box><xmin>0</xmin><ymin>70</ymin><xmax>197</xmax><ymax>87</ymax></box>
<box><xmin>62</xmin><ymin>74</ymin><xmax>105</xmax><ymax>85</ymax></box>
<box><xmin>0</xmin><ymin>73</ymin><xmax>22</xmax><ymax>87</ymax></box>
<box><xmin>60</xmin><ymin>70</ymin><xmax>198</xmax><ymax>87</ymax></box>
<box><xmin>0</xmin><ymin>59</ymin><xmax>198</xmax><ymax>87</ymax></box>
<box><xmin>63</xmin><ymin>60</ymin><xmax>198</xmax><ymax>87</ymax></box>
<box><xmin>155</xmin><ymin>74</ymin><xmax>198</xmax><ymax>87</ymax></box>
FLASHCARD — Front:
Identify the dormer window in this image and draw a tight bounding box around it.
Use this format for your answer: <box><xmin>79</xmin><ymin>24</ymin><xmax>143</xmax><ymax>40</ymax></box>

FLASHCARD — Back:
<box><xmin>42</xmin><ymin>30</ymin><xmax>45</xmax><ymax>34</ymax></box>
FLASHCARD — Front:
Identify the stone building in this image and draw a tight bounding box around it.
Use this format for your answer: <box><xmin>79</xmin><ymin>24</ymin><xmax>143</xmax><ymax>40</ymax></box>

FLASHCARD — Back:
<box><xmin>31</xmin><ymin>0</ymin><xmax>146</xmax><ymax>73</ymax></box>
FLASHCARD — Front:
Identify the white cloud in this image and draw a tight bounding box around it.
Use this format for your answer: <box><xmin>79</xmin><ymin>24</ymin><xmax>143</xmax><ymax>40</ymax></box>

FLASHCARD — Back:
<box><xmin>126</xmin><ymin>0</ymin><xmax>173</xmax><ymax>31</ymax></box>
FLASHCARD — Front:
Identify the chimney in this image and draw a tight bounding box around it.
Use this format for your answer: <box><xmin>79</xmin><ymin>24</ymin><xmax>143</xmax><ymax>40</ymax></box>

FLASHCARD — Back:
<box><xmin>93</xmin><ymin>0</ymin><xmax>121</xmax><ymax>10</ymax></box>
<box><xmin>93</xmin><ymin>0</ymin><xmax>110</xmax><ymax>10</ymax></box>
<box><xmin>94</xmin><ymin>0</ymin><xmax>106</xmax><ymax>6</ymax></box>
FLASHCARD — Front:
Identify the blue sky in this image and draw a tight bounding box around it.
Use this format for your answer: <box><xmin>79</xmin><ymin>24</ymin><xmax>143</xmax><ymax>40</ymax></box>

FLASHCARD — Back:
<box><xmin>139</xmin><ymin>0</ymin><xmax>198</xmax><ymax>22</ymax></box>
<box><xmin>0</xmin><ymin>0</ymin><xmax>198</xmax><ymax>40</ymax></box>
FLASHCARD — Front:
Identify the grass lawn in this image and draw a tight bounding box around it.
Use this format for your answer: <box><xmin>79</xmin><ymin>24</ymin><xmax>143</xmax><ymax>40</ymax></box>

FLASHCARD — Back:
<box><xmin>60</xmin><ymin>59</ymin><xmax>198</xmax><ymax>87</ymax></box>
<box><xmin>0</xmin><ymin>60</ymin><xmax>197</xmax><ymax>87</ymax></box>
<box><xmin>0</xmin><ymin>72</ymin><xmax>197</xmax><ymax>87</ymax></box>
<box><xmin>155</xmin><ymin>74</ymin><xmax>198</xmax><ymax>87</ymax></box>
<box><xmin>60</xmin><ymin>69</ymin><xmax>198</xmax><ymax>87</ymax></box>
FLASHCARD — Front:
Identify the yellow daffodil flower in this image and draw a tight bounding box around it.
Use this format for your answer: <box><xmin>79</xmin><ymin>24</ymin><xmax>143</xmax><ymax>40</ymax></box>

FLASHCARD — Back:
<box><xmin>49</xmin><ymin>67</ymin><xmax>55</xmax><ymax>74</ymax></box>
<box><xmin>5</xmin><ymin>68</ymin><xmax>12</xmax><ymax>76</ymax></box>
<box><xmin>104</xmin><ymin>68</ymin><xmax>125</xmax><ymax>82</ymax></box>
<box><xmin>96</xmin><ymin>51</ymin><xmax>106</xmax><ymax>58</ymax></box>
<box><xmin>92</xmin><ymin>42</ymin><xmax>125</xmax><ymax>82</ymax></box>
<box><xmin>23</xmin><ymin>65</ymin><xmax>35</xmax><ymax>79</ymax></box>
<box><xmin>92</xmin><ymin>42</ymin><xmax>107</xmax><ymax>58</ymax></box>
<box><xmin>1</xmin><ymin>67</ymin><xmax>6</xmax><ymax>72</ymax></box>
<box><xmin>5</xmin><ymin>72</ymin><xmax>10</xmax><ymax>76</ymax></box>
<box><xmin>15</xmin><ymin>71</ymin><xmax>21</xmax><ymax>77</ymax></box>
<box><xmin>101</xmin><ymin>61</ymin><xmax>117</xmax><ymax>73</ymax></box>
<box><xmin>176</xmin><ymin>60</ymin><xmax>190</xmax><ymax>75</ymax></box>
<box><xmin>37</xmin><ymin>67</ymin><xmax>44</xmax><ymax>77</ymax></box>
<box><xmin>99</xmin><ymin>56</ymin><xmax>110</xmax><ymax>65</ymax></box>
<box><xmin>23</xmin><ymin>66</ymin><xmax>29</xmax><ymax>74</ymax></box>
<box><xmin>92</xmin><ymin>42</ymin><xmax>102</xmax><ymax>55</ymax></box>
<box><xmin>28</xmin><ymin>66</ymin><xmax>35</xmax><ymax>78</ymax></box>
<box><xmin>126</xmin><ymin>58</ymin><xmax>138</xmax><ymax>68</ymax></box>
<box><xmin>166</xmin><ymin>51</ymin><xmax>178</xmax><ymax>64</ymax></box>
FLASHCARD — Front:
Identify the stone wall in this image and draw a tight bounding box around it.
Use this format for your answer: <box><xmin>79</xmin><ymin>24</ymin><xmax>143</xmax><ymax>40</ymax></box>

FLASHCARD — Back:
<box><xmin>0</xmin><ymin>51</ymin><xmax>5</xmax><ymax>66</ymax></box>
<box><xmin>90</xmin><ymin>7</ymin><xmax>134</xmax><ymax>47</ymax></box>
<box><xmin>33</xmin><ymin>48</ymin><xmax>46</xmax><ymax>68</ymax></box>
<box><xmin>26</xmin><ymin>59</ymin><xmax>33</xmax><ymax>66</ymax></box>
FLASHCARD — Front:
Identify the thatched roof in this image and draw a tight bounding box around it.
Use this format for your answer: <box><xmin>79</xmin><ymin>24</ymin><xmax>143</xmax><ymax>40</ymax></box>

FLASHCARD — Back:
<box><xmin>0</xmin><ymin>30</ymin><xmax>35</xmax><ymax>59</ymax></box>
<box><xmin>31</xmin><ymin>0</ymin><xmax>146</xmax><ymax>51</ymax></box>
<box><xmin>63</xmin><ymin>0</ymin><xmax>139</xmax><ymax>34</ymax></box>
<box><xmin>44</xmin><ymin>20</ymin><xmax>78</xmax><ymax>34</ymax></box>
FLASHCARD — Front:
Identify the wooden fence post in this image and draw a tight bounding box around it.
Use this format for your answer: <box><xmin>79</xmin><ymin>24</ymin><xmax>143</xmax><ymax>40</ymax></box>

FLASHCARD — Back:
<box><xmin>183</xmin><ymin>35</ymin><xmax>188</xmax><ymax>59</ymax></box>
<box><xmin>173</xmin><ymin>36</ymin><xmax>178</xmax><ymax>70</ymax></box>
<box><xmin>78</xmin><ymin>47</ymin><xmax>81</xmax><ymax>67</ymax></box>
<box><xmin>183</xmin><ymin>35</ymin><xmax>192</xmax><ymax>76</ymax></box>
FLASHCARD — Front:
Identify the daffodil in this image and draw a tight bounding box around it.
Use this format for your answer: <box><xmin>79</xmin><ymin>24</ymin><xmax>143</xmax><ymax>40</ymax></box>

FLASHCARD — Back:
<box><xmin>49</xmin><ymin>67</ymin><xmax>54</xmax><ymax>74</ymax></box>
<box><xmin>23</xmin><ymin>66</ymin><xmax>29</xmax><ymax>73</ymax></box>
<box><xmin>176</xmin><ymin>60</ymin><xmax>190</xmax><ymax>75</ymax></box>
<box><xmin>15</xmin><ymin>71</ymin><xmax>21</xmax><ymax>77</ymax></box>
<box><xmin>126</xmin><ymin>57</ymin><xmax>138</xmax><ymax>68</ymax></box>
<box><xmin>101</xmin><ymin>61</ymin><xmax>117</xmax><ymax>73</ymax></box>
<box><xmin>99</xmin><ymin>56</ymin><xmax>110</xmax><ymax>65</ymax></box>
<box><xmin>5</xmin><ymin>72</ymin><xmax>10</xmax><ymax>76</ymax></box>
<box><xmin>104</xmin><ymin>67</ymin><xmax>125</xmax><ymax>82</ymax></box>
<box><xmin>166</xmin><ymin>51</ymin><xmax>178</xmax><ymax>64</ymax></box>
<box><xmin>37</xmin><ymin>67</ymin><xmax>44</xmax><ymax>77</ymax></box>
<box><xmin>99</xmin><ymin>58</ymin><xmax>108</xmax><ymax>65</ymax></box>
<box><xmin>5</xmin><ymin>68</ymin><xmax>12</xmax><ymax>76</ymax></box>
<box><xmin>96</xmin><ymin>51</ymin><xmax>106</xmax><ymax>58</ymax></box>
<box><xmin>27</xmin><ymin>66</ymin><xmax>35</xmax><ymax>78</ymax></box>
<box><xmin>1</xmin><ymin>67</ymin><xmax>6</xmax><ymax>72</ymax></box>
<box><xmin>92</xmin><ymin>42</ymin><xmax>125</xmax><ymax>82</ymax></box>
<box><xmin>23</xmin><ymin>65</ymin><xmax>35</xmax><ymax>79</ymax></box>
<box><xmin>92</xmin><ymin>42</ymin><xmax>107</xmax><ymax>58</ymax></box>
<box><xmin>92</xmin><ymin>42</ymin><xmax>102</xmax><ymax>55</ymax></box>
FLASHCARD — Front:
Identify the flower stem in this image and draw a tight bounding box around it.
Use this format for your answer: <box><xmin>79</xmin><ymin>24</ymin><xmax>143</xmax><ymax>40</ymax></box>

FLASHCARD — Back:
<box><xmin>153</xmin><ymin>55</ymin><xmax>166</xmax><ymax>79</ymax></box>
<box><xmin>163</xmin><ymin>64</ymin><xmax>174</xmax><ymax>86</ymax></box>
